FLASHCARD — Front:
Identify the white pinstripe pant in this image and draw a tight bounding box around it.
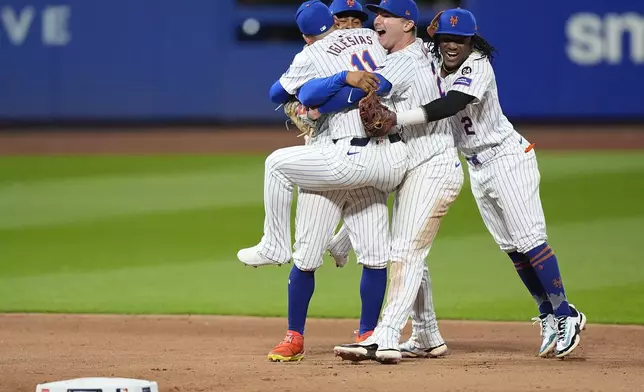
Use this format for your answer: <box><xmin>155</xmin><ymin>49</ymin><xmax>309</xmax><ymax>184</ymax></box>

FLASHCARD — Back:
<box><xmin>469</xmin><ymin>136</ymin><xmax>547</xmax><ymax>254</ymax></box>
<box><xmin>328</xmin><ymin>232</ymin><xmax>447</xmax><ymax>348</ymax></box>
<box><xmin>370</xmin><ymin>151</ymin><xmax>464</xmax><ymax>349</ymax></box>
<box><xmin>258</xmin><ymin>137</ymin><xmax>407</xmax><ymax>263</ymax></box>
<box><xmin>401</xmin><ymin>136</ymin><xmax>548</xmax><ymax>347</ymax></box>
<box><xmin>294</xmin><ymin>187</ymin><xmax>390</xmax><ymax>271</ymax></box>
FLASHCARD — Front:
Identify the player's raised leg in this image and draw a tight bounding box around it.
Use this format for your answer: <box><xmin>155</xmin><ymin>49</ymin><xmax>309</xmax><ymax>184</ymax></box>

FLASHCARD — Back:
<box><xmin>268</xmin><ymin>188</ymin><xmax>345</xmax><ymax>362</ymax></box>
<box><xmin>238</xmin><ymin>139</ymin><xmax>406</xmax><ymax>268</ymax></box>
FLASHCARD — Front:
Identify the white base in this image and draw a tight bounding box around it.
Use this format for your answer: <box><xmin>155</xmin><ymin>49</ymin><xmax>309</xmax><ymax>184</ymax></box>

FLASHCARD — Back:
<box><xmin>36</xmin><ymin>377</ymin><xmax>158</xmax><ymax>392</ymax></box>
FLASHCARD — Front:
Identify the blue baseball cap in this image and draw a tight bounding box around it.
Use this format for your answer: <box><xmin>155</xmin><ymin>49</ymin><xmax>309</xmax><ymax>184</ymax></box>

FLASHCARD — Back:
<box><xmin>432</xmin><ymin>8</ymin><xmax>477</xmax><ymax>37</ymax></box>
<box><xmin>366</xmin><ymin>0</ymin><xmax>419</xmax><ymax>25</ymax></box>
<box><xmin>329</xmin><ymin>0</ymin><xmax>368</xmax><ymax>22</ymax></box>
<box><xmin>296</xmin><ymin>1</ymin><xmax>335</xmax><ymax>36</ymax></box>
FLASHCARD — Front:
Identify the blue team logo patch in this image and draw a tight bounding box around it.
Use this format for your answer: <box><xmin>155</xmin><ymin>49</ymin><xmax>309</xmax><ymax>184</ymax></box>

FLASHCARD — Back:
<box><xmin>453</xmin><ymin>77</ymin><xmax>472</xmax><ymax>86</ymax></box>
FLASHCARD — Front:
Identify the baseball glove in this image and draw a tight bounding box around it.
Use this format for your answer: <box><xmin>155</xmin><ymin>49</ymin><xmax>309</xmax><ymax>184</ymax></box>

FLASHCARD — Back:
<box><xmin>284</xmin><ymin>99</ymin><xmax>317</xmax><ymax>138</ymax></box>
<box><xmin>358</xmin><ymin>90</ymin><xmax>397</xmax><ymax>137</ymax></box>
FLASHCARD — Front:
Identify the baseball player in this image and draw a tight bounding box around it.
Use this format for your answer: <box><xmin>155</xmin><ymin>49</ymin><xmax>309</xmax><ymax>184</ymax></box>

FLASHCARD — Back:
<box><xmin>357</xmin><ymin>8</ymin><xmax>587</xmax><ymax>359</ymax></box>
<box><xmin>271</xmin><ymin>0</ymin><xmax>392</xmax><ymax>350</ymax></box>
<box><xmin>297</xmin><ymin>0</ymin><xmax>463</xmax><ymax>364</ymax></box>
<box><xmin>238</xmin><ymin>1</ymin><xmax>408</xmax><ymax>362</ymax></box>
<box><xmin>330</xmin><ymin>0</ymin><xmax>369</xmax><ymax>29</ymax></box>
<box><xmin>274</xmin><ymin>0</ymin><xmax>371</xmax><ymax>147</ymax></box>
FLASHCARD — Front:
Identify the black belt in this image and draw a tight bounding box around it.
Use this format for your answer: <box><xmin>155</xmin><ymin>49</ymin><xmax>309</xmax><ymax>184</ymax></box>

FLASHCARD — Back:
<box><xmin>333</xmin><ymin>133</ymin><xmax>402</xmax><ymax>146</ymax></box>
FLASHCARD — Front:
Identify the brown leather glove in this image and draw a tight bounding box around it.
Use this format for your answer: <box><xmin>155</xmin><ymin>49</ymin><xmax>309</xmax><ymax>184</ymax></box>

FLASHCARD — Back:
<box><xmin>284</xmin><ymin>99</ymin><xmax>317</xmax><ymax>138</ymax></box>
<box><xmin>358</xmin><ymin>90</ymin><xmax>397</xmax><ymax>137</ymax></box>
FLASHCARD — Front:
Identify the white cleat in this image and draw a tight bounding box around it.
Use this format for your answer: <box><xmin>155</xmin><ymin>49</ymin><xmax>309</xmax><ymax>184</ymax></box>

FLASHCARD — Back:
<box><xmin>327</xmin><ymin>228</ymin><xmax>350</xmax><ymax>268</ymax></box>
<box><xmin>333</xmin><ymin>343</ymin><xmax>401</xmax><ymax>365</ymax></box>
<box><xmin>375</xmin><ymin>348</ymin><xmax>402</xmax><ymax>364</ymax></box>
<box><xmin>532</xmin><ymin>313</ymin><xmax>557</xmax><ymax>357</ymax></box>
<box><xmin>237</xmin><ymin>245</ymin><xmax>288</xmax><ymax>268</ymax></box>
<box><xmin>334</xmin><ymin>343</ymin><xmax>377</xmax><ymax>362</ymax></box>
<box><xmin>400</xmin><ymin>341</ymin><xmax>448</xmax><ymax>358</ymax></box>
<box><xmin>554</xmin><ymin>304</ymin><xmax>587</xmax><ymax>359</ymax></box>
<box><xmin>329</xmin><ymin>251</ymin><xmax>348</xmax><ymax>268</ymax></box>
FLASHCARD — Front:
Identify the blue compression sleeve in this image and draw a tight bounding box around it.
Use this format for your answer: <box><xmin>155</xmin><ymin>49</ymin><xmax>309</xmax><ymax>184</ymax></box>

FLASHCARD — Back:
<box><xmin>317</xmin><ymin>86</ymin><xmax>363</xmax><ymax>113</ymax></box>
<box><xmin>297</xmin><ymin>71</ymin><xmax>349</xmax><ymax>107</ymax></box>
<box><xmin>269</xmin><ymin>80</ymin><xmax>292</xmax><ymax>104</ymax></box>
<box><xmin>317</xmin><ymin>74</ymin><xmax>393</xmax><ymax>114</ymax></box>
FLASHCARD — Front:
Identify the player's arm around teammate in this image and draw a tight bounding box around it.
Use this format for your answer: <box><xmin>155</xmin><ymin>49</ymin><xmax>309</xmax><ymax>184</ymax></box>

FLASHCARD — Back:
<box><xmin>260</xmin><ymin>1</ymin><xmax>406</xmax><ymax>363</ymax></box>
<box><xmin>237</xmin><ymin>1</ymin><xmax>409</xmax><ymax>269</ymax></box>
<box><xmin>373</xmin><ymin>8</ymin><xmax>587</xmax><ymax>359</ymax></box>
<box><xmin>310</xmin><ymin>0</ymin><xmax>463</xmax><ymax>364</ymax></box>
<box><xmin>269</xmin><ymin>0</ymin><xmax>372</xmax><ymax>146</ymax></box>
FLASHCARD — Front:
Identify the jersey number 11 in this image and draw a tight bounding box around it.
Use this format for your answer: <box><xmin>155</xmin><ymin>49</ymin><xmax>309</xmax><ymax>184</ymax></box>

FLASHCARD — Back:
<box><xmin>351</xmin><ymin>50</ymin><xmax>377</xmax><ymax>71</ymax></box>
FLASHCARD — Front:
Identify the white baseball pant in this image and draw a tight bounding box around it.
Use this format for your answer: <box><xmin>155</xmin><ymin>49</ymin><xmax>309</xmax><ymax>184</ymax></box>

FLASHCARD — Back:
<box><xmin>258</xmin><ymin>137</ymin><xmax>407</xmax><ymax>263</ymax></box>
<box><xmin>293</xmin><ymin>186</ymin><xmax>390</xmax><ymax>271</ymax></box>
<box><xmin>329</xmin><ymin>223</ymin><xmax>446</xmax><ymax>347</ymax></box>
<box><xmin>370</xmin><ymin>151</ymin><xmax>464</xmax><ymax>349</ymax></box>
<box><xmin>468</xmin><ymin>135</ymin><xmax>546</xmax><ymax>254</ymax></box>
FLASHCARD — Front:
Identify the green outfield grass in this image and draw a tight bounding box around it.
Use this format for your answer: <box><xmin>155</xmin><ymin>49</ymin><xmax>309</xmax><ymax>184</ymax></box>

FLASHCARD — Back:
<box><xmin>1</xmin><ymin>152</ymin><xmax>644</xmax><ymax>324</ymax></box>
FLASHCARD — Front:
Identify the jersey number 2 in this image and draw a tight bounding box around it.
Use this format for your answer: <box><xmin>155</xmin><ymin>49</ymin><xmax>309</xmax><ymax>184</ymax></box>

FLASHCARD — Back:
<box><xmin>461</xmin><ymin>116</ymin><xmax>475</xmax><ymax>135</ymax></box>
<box><xmin>351</xmin><ymin>50</ymin><xmax>377</xmax><ymax>71</ymax></box>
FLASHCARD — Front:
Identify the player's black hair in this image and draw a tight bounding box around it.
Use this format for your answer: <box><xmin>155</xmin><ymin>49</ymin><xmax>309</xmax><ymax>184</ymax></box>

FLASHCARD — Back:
<box><xmin>334</xmin><ymin>10</ymin><xmax>367</xmax><ymax>22</ymax></box>
<box><xmin>430</xmin><ymin>33</ymin><xmax>498</xmax><ymax>62</ymax></box>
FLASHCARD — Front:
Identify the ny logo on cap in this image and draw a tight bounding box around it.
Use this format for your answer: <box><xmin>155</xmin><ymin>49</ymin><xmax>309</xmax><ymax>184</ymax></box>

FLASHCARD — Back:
<box><xmin>450</xmin><ymin>15</ymin><xmax>459</xmax><ymax>26</ymax></box>
<box><xmin>346</xmin><ymin>0</ymin><xmax>355</xmax><ymax>7</ymax></box>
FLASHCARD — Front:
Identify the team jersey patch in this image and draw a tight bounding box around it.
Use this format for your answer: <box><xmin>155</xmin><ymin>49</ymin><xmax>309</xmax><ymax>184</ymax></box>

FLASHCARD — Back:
<box><xmin>453</xmin><ymin>77</ymin><xmax>472</xmax><ymax>86</ymax></box>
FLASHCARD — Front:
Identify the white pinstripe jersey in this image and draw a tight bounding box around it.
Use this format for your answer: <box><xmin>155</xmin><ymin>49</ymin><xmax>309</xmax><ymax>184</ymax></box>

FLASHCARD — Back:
<box><xmin>278</xmin><ymin>28</ymin><xmax>387</xmax><ymax>140</ymax></box>
<box><xmin>377</xmin><ymin>39</ymin><xmax>455</xmax><ymax>170</ymax></box>
<box><xmin>433</xmin><ymin>50</ymin><xmax>516</xmax><ymax>156</ymax></box>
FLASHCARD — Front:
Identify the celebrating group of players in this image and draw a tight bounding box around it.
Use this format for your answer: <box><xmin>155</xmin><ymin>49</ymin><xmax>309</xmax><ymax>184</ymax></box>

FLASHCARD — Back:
<box><xmin>236</xmin><ymin>0</ymin><xmax>587</xmax><ymax>365</ymax></box>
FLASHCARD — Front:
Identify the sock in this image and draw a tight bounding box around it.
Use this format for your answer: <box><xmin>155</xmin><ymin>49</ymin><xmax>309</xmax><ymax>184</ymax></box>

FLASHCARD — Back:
<box><xmin>508</xmin><ymin>251</ymin><xmax>553</xmax><ymax>315</ymax></box>
<box><xmin>287</xmin><ymin>265</ymin><xmax>315</xmax><ymax>335</ymax></box>
<box><xmin>525</xmin><ymin>243</ymin><xmax>572</xmax><ymax>317</ymax></box>
<box><xmin>359</xmin><ymin>266</ymin><xmax>387</xmax><ymax>335</ymax></box>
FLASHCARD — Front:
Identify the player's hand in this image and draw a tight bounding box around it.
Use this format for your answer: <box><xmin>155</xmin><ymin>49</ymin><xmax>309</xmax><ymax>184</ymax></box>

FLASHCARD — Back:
<box><xmin>345</xmin><ymin>71</ymin><xmax>380</xmax><ymax>92</ymax></box>
<box><xmin>307</xmin><ymin>108</ymin><xmax>321</xmax><ymax>121</ymax></box>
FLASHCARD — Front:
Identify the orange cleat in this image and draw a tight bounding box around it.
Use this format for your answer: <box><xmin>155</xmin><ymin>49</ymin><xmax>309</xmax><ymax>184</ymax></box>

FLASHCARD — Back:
<box><xmin>268</xmin><ymin>330</ymin><xmax>305</xmax><ymax>362</ymax></box>
<box><xmin>355</xmin><ymin>330</ymin><xmax>373</xmax><ymax>343</ymax></box>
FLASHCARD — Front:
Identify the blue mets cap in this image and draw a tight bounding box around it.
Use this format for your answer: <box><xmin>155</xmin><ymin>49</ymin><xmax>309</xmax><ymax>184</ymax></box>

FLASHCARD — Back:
<box><xmin>296</xmin><ymin>1</ymin><xmax>335</xmax><ymax>36</ymax></box>
<box><xmin>329</xmin><ymin>0</ymin><xmax>368</xmax><ymax>22</ymax></box>
<box><xmin>366</xmin><ymin>0</ymin><xmax>419</xmax><ymax>25</ymax></box>
<box><xmin>431</xmin><ymin>8</ymin><xmax>477</xmax><ymax>37</ymax></box>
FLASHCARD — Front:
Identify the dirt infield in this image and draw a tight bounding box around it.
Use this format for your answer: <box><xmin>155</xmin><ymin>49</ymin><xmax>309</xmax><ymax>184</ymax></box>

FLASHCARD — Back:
<box><xmin>1</xmin><ymin>314</ymin><xmax>643</xmax><ymax>392</ymax></box>
<box><xmin>0</xmin><ymin>124</ymin><xmax>643</xmax><ymax>154</ymax></box>
<box><xmin>1</xmin><ymin>125</ymin><xmax>643</xmax><ymax>391</ymax></box>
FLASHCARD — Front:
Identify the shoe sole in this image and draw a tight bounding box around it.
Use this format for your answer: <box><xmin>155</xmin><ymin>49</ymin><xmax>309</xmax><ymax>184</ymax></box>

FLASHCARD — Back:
<box><xmin>537</xmin><ymin>336</ymin><xmax>557</xmax><ymax>358</ymax></box>
<box><xmin>334</xmin><ymin>345</ymin><xmax>376</xmax><ymax>362</ymax></box>
<box><xmin>401</xmin><ymin>344</ymin><xmax>448</xmax><ymax>359</ymax></box>
<box><xmin>267</xmin><ymin>351</ymin><xmax>305</xmax><ymax>362</ymax></box>
<box><xmin>242</xmin><ymin>261</ymin><xmax>291</xmax><ymax>268</ymax></box>
<box><xmin>376</xmin><ymin>350</ymin><xmax>402</xmax><ymax>364</ymax></box>
<box><xmin>555</xmin><ymin>334</ymin><xmax>581</xmax><ymax>359</ymax></box>
<box><xmin>579</xmin><ymin>312</ymin><xmax>587</xmax><ymax>332</ymax></box>
<box><xmin>555</xmin><ymin>312</ymin><xmax>587</xmax><ymax>359</ymax></box>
